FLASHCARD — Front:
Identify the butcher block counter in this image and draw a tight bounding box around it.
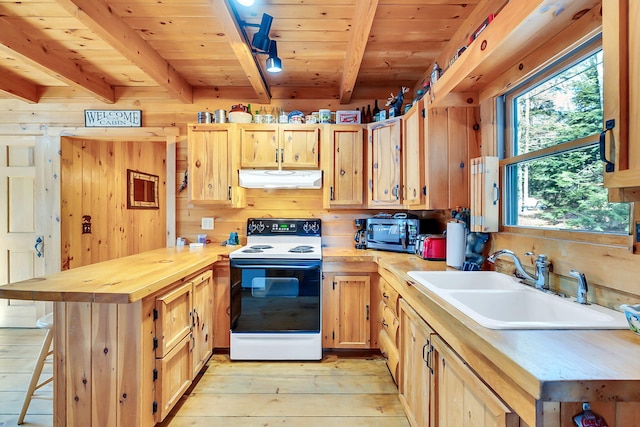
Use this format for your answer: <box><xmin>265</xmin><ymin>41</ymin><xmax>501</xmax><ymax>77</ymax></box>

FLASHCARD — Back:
<box><xmin>2</xmin><ymin>246</ymin><xmax>640</xmax><ymax>426</ymax></box>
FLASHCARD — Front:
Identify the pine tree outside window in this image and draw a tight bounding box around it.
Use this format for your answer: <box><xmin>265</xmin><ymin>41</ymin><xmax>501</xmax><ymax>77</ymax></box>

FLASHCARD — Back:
<box><xmin>499</xmin><ymin>39</ymin><xmax>629</xmax><ymax>234</ymax></box>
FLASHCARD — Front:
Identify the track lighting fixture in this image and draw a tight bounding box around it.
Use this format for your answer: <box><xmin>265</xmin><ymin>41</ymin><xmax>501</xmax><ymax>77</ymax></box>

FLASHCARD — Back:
<box><xmin>242</xmin><ymin>13</ymin><xmax>283</xmax><ymax>73</ymax></box>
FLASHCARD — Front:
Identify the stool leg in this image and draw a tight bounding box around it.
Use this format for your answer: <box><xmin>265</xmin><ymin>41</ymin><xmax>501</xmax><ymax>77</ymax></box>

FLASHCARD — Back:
<box><xmin>17</xmin><ymin>329</ymin><xmax>53</xmax><ymax>425</ymax></box>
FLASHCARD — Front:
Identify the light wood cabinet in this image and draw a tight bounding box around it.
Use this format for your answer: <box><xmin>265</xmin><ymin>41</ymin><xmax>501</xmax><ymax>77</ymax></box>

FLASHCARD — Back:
<box><xmin>602</xmin><ymin>0</ymin><xmax>640</xmax><ymax>200</ymax></box>
<box><xmin>399</xmin><ymin>299</ymin><xmax>434</xmax><ymax>427</ymax></box>
<box><xmin>322</xmin><ymin>124</ymin><xmax>364</xmax><ymax>208</ymax></box>
<box><xmin>322</xmin><ymin>273</ymin><xmax>371</xmax><ymax>348</ymax></box>
<box><xmin>367</xmin><ymin>118</ymin><xmax>403</xmax><ymax>208</ymax></box>
<box><xmin>378</xmin><ymin>276</ymin><xmax>400</xmax><ymax>383</ymax></box>
<box><xmin>153</xmin><ymin>268</ymin><xmax>214</xmax><ymax>422</ymax></box>
<box><xmin>432</xmin><ymin>334</ymin><xmax>517</xmax><ymax>427</ymax></box>
<box><xmin>239</xmin><ymin>124</ymin><xmax>320</xmax><ymax>169</ymax></box>
<box><xmin>191</xmin><ymin>269</ymin><xmax>214</xmax><ymax>377</ymax></box>
<box><xmin>402</xmin><ymin>103</ymin><xmax>424</xmax><ymax>208</ymax></box>
<box><xmin>187</xmin><ymin>124</ymin><xmax>245</xmax><ymax>207</ymax></box>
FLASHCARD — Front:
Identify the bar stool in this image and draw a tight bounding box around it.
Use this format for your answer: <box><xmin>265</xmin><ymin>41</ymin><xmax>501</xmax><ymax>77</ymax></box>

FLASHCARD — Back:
<box><xmin>18</xmin><ymin>312</ymin><xmax>54</xmax><ymax>425</ymax></box>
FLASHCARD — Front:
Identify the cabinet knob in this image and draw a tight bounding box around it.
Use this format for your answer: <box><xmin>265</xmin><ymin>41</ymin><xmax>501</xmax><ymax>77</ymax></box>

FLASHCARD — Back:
<box><xmin>195</xmin><ymin>160</ymin><xmax>201</xmax><ymax>168</ymax></box>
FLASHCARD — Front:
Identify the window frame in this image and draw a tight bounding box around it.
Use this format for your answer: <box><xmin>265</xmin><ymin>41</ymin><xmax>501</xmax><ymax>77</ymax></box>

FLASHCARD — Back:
<box><xmin>496</xmin><ymin>35</ymin><xmax>629</xmax><ymax>242</ymax></box>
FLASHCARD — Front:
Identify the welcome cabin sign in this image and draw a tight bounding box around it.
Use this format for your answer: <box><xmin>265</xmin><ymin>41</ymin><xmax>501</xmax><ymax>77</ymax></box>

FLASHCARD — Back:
<box><xmin>84</xmin><ymin>110</ymin><xmax>142</xmax><ymax>127</ymax></box>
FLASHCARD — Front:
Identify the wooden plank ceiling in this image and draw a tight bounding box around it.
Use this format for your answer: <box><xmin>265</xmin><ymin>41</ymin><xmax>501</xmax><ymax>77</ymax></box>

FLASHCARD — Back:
<box><xmin>0</xmin><ymin>0</ymin><xmax>480</xmax><ymax>104</ymax></box>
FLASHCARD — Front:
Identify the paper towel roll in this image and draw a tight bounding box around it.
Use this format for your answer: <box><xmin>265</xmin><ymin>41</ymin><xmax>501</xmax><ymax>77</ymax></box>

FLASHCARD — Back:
<box><xmin>446</xmin><ymin>221</ymin><xmax>466</xmax><ymax>269</ymax></box>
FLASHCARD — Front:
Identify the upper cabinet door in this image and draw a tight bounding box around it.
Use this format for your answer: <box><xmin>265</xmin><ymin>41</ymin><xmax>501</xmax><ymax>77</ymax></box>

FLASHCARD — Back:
<box><xmin>239</xmin><ymin>124</ymin><xmax>320</xmax><ymax>169</ymax></box>
<box><xmin>188</xmin><ymin>124</ymin><xmax>245</xmax><ymax>206</ymax></box>
<box><xmin>602</xmin><ymin>0</ymin><xmax>640</xmax><ymax>199</ymax></box>
<box><xmin>367</xmin><ymin>119</ymin><xmax>403</xmax><ymax>208</ymax></box>
<box><xmin>322</xmin><ymin>124</ymin><xmax>364</xmax><ymax>208</ymax></box>
<box><xmin>402</xmin><ymin>101</ymin><xmax>425</xmax><ymax>208</ymax></box>
<box><xmin>239</xmin><ymin>124</ymin><xmax>279</xmax><ymax>168</ymax></box>
<box><xmin>280</xmin><ymin>125</ymin><xmax>320</xmax><ymax>168</ymax></box>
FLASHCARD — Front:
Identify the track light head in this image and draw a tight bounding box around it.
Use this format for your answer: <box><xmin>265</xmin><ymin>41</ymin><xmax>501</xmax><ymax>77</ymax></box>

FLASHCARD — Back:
<box><xmin>266</xmin><ymin>40</ymin><xmax>282</xmax><ymax>73</ymax></box>
<box><xmin>251</xmin><ymin>13</ymin><xmax>273</xmax><ymax>52</ymax></box>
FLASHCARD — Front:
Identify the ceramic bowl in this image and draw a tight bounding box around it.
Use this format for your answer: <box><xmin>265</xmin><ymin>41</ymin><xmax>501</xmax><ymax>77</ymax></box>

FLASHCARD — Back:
<box><xmin>620</xmin><ymin>304</ymin><xmax>640</xmax><ymax>335</ymax></box>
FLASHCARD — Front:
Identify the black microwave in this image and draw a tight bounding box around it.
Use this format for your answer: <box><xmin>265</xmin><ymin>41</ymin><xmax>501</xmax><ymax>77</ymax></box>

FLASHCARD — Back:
<box><xmin>364</xmin><ymin>217</ymin><xmax>426</xmax><ymax>253</ymax></box>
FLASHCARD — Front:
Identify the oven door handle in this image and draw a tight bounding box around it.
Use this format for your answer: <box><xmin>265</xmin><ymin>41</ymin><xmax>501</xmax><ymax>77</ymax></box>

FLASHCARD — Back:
<box><xmin>232</xmin><ymin>263</ymin><xmax>320</xmax><ymax>270</ymax></box>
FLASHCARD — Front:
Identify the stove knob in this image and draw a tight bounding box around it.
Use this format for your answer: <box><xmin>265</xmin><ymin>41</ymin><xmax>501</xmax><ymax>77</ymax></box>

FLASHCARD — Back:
<box><xmin>248</xmin><ymin>223</ymin><xmax>257</xmax><ymax>233</ymax></box>
<box><xmin>257</xmin><ymin>222</ymin><xmax>265</xmax><ymax>233</ymax></box>
<box><xmin>303</xmin><ymin>222</ymin><xmax>311</xmax><ymax>232</ymax></box>
<box><xmin>311</xmin><ymin>222</ymin><xmax>320</xmax><ymax>233</ymax></box>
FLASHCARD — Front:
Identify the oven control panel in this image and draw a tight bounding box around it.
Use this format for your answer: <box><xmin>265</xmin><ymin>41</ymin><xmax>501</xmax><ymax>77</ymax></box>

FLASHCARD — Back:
<box><xmin>247</xmin><ymin>218</ymin><xmax>321</xmax><ymax>236</ymax></box>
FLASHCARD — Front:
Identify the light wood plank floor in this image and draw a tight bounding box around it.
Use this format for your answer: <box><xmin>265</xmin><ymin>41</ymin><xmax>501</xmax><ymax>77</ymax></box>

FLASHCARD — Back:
<box><xmin>0</xmin><ymin>326</ymin><xmax>409</xmax><ymax>427</ymax></box>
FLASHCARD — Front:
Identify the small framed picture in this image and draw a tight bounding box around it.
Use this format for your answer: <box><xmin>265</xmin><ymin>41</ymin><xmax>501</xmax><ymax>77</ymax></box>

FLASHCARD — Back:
<box><xmin>336</xmin><ymin>110</ymin><xmax>361</xmax><ymax>124</ymax></box>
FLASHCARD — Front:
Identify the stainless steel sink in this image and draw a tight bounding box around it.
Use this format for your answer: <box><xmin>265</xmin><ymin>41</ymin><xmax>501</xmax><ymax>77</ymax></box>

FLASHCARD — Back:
<box><xmin>407</xmin><ymin>271</ymin><xmax>628</xmax><ymax>330</ymax></box>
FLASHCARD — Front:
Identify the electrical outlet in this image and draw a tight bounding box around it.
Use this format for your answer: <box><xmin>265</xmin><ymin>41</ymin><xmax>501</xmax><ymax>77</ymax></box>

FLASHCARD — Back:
<box><xmin>201</xmin><ymin>217</ymin><xmax>214</xmax><ymax>230</ymax></box>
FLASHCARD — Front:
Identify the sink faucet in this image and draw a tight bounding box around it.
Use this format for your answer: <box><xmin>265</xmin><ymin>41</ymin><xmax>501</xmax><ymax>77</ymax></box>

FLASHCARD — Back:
<box><xmin>487</xmin><ymin>249</ymin><xmax>551</xmax><ymax>291</ymax></box>
<box><xmin>569</xmin><ymin>269</ymin><xmax>589</xmax><ymax>304</ymax></box>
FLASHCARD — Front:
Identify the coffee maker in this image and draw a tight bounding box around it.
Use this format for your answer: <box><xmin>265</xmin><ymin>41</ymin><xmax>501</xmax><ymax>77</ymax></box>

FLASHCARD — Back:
<box><xmin>354</xmin><ymin>218</ymin><xmax>367</xmax><ymax>249</ymax></box>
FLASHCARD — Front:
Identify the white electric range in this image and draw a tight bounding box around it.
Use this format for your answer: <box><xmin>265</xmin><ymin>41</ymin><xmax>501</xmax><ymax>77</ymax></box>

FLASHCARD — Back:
<box><xmin>228</xmin><ymin>218</ymin><xmax>322</xmax><ymax>360</ymax></box>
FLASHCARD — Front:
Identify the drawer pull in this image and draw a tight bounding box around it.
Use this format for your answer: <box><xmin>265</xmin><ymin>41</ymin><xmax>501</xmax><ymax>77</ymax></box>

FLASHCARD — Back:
<box><xmin>382</xmin><ymin>292</ymin><xmax>389</xmax><ymax>299</ymax></box>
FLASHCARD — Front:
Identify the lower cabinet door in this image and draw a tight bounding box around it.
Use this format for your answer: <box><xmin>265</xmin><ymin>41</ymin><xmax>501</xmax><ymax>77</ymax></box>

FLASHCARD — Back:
<box><xmin>433</xmin><ymin>335</ymin><xmax>518</xmax><ymax>427</ymax></box>
<box><xmin>155</xmin><ymin>334</ymin><xmax>192</xmax><ymax>422</ymax></box>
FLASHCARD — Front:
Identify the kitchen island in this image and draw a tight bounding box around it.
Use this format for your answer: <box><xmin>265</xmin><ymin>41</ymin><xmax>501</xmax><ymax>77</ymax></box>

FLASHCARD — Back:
<box><xmin>0</xmin><ymin>245</ymin><xmax>232</xmax><ymax>427</ymax></box>
<box><xmin>2</xmin><ymin>246</ymin><xmax>640</xmax><ymax>427</ymax></box>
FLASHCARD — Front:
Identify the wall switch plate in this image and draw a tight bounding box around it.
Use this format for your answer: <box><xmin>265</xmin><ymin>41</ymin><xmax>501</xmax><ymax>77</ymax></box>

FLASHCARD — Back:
<box><xmin>201</xmin><ymin>217</ymin><xmax>214</xmax><ymax>230</ymax></box>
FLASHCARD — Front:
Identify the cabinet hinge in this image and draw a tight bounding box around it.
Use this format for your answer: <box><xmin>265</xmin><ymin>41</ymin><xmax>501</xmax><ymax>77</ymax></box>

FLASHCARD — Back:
<box><xmin>153</xmin><ymin>308</ymin><xmax>158</xmax><ymax>320</ymax></box>
<box><xmin>332</xmin><ymin>281</ymin><xmax>336</xmax><ymax>290</ymax></box>
<box><xmin>152</xmin><ymin>401</ymin><xmax>158</xmax><ymax>414</ymax></box>
<box><xmin>422</xmin><ymin>185</ymin><xmax>427</xmax><ymax>196</ymax></box>
<box><xmin>332</xmin><ymin>331</ymin><xmax>335</xmax><ymax>340</ymax></box>
<box><xmin>153</xmin><ymin>337</ymin><xmax>158</xmax><ymax>350</ymax></box>
<box><xmin>228</xmin><ymin>185</ymin><xmax>232</xmax><ymax>200</ymax></box>
<box><xmin>421</xmin><ymin>108</ymin><xmax>425</xmax><ymax>118</ymax></box>
<box><xmin>153</xmin><ymin>368</ymin><xmax>158</xmax><ymax>382</ymax></box>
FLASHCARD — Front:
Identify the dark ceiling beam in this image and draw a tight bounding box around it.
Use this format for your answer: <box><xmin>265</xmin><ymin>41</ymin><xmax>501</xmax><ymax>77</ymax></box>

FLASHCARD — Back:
<box><xmin>339</xmin><ymin>0</ymin><xmax>379</xmax><ymax>104</ymax></box>
<box><xmin>0</xmin><ymin>17</ymin><xmax>115</xmax><ymax>103</ymax></box>
<box><xmin>55</xmin><ymin>0</ymin><xmax>194</xmax><ymax>104</ymax></box>
<box><xmin>210</xmin><ymin>0</ymin><xmax>271</xmax><ymax>104</ymax></box>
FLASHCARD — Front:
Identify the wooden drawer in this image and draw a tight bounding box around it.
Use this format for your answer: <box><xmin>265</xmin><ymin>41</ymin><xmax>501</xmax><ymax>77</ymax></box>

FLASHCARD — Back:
<box><xmin>379</xmin><ymin>329</ymin><xmax>399</xmax><ymax>384</ymax></box>
<box><xmin>379</xmin><ymin>300</ymin><xmax>400</xmax><ymax>347</ymax></box>
<box><xmin>155</xmin><ymin>333</ymin><xmax>193</xmax><ymax>422</ymax></box>
<box><xmin>155</xmin><ymin>281</ymin><xmax>193</xmax><ymax>358</ymax></box>
<box><xmin>379</xmin><ymin>277</ymin><xmax>400</xmax><ymax>317</ymax></box>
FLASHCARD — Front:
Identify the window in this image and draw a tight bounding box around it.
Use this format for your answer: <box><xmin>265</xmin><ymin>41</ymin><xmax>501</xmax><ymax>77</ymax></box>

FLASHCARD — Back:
<box><xmin>500</xmin><ymin>40</ymin><xmax>629</xmax><ymax>234</ymax></box>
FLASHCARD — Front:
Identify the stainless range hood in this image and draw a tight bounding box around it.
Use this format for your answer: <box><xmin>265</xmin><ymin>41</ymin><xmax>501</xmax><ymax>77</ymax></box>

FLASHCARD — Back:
<box><xmin>239</xmin><ymin>169</ymin><xmax>322</xmax><ymax>189</ymax></box>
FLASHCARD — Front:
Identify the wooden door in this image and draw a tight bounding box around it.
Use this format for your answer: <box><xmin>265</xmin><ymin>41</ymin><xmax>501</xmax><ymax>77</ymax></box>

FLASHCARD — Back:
<box><xmin>191</xmin><ymin>269</ymin><xmax>214</xmax><ymax>377</ymax></box>
<box><xmin>424</xmin><ymin>107</ymin><xmax>450</xmax><ymax>209</ymax></box>
<box><xmin>279</xmin><ymin>125</ymin><xmax>320</xmax><ymax>168</ymax></box>
<box><xmin>239</xmin><ymin>124</ymin><xmax>279</xmax><ymax>168</ymax></box>
<box><xmin>188</xmin><ymin>124</ymin><xmax>233</xmax><ymax>204</ymax></box>
<box><xmin>403</xmin><ymin>101</ymin><xmax>426</xmax><ymax>208</ymax></box>
<box><xmin>433</xmin><ymin>334</ymin><xmax>518</xmax><ymax>427</ymax></box>
<box><xmin>368</xmin><ymin>119</ymin><xmax>403</xmax><ymax>207</ymax></box>
<box><xmin>323</xmin><ymin>125</ymin><xmax>364</xmax><ymax>207</ymax></box>
<box><xmin>60</xmin><ymin>137</ymin><xmax>167</xmax><ymax>269</ymax></box>
<box><xmin>0</xmin><ymin>135</ymin><xmax>49</xmax><ymax>322</ymax></box>
<box><xmin>399</xmin><ymin>299</ymin><xmax>434</xmax><ymax>427</ymax></box>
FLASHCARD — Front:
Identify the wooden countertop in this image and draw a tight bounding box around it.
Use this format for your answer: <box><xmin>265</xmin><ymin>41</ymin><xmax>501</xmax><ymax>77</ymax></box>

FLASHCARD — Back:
<box><xmin>3</xmin><ymin>244</ymin><xmax>640</xmax><ymax>418</ymax></box>
<box><xmin>0</xmin><ymin>245</ymin><xmax>233</xmax><ymax>304</ymax></box>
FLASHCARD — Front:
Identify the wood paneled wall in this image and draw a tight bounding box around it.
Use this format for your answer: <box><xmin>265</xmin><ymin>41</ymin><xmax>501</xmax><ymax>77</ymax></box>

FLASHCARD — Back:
<box><xmin>0</xmin><ymin>92</ymin><xmax>638</xmax><ymax>304</ymax></box>
<box><xmin>60</xmin><ymin>136</ymin><xmax>167</xmax><ymax>269</ymax></box>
